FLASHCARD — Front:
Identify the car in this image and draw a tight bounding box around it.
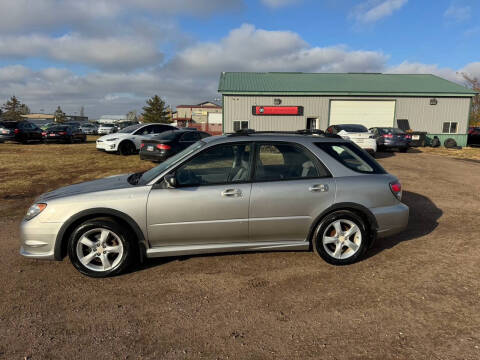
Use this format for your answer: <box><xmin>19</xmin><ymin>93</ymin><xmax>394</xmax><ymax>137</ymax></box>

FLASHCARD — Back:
<box><xmin>96</xmin><ymin>123</ymin><xmax>177</xmax><ymax>155</ymax></box>
<box><xmin>43</xmin><ymin>124</ymin><xmax>87</xmax><ymax>143</ymax></box>
<box><xmin>40</xmin><ymin>122</ymin><xmax>57</xmax><ymax>131</ymax></box>
<box><xmin>139</xmin><ymin>129</ymin><xmax>211</xmax><ymax>162</ymax></box>
<box><xmin>467</xmin><ymin>127</ymin><xmax>480</xmax><ymax>146</ymax></box>
<box><xmin>79</xmin><ymin>123</ymin><xmax>98</xmax><ymax>135</ymax></box>
<box><xmin>326</xmin><ymin>124</ymin><xmax>377</xmax><ymax>155</ymax></box>
<box><xmin>97</xmin><ymin>124</ymin><xmax>118</xmax><ymax>135</ymax></box>
<box><xmin>0</xmin><ymin>120</ymin><xmax>43</xmax><ymax>143</ymax></box>
<box><xmin>20</xmin><ymin>129</ymin><xmax>409</xmax><ymax>277</ymax></box>
<box><xmin>369</xmin><ymin>127</ymin><xmax>412</xmax><ymax>152</ymax></box>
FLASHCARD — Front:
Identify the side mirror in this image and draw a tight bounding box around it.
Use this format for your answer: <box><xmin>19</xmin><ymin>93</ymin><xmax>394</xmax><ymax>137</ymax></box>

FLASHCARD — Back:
<box><xmin>164</xmin><ymin>174</ymin><xmax>177</xmax><ymax>188</ymax></box>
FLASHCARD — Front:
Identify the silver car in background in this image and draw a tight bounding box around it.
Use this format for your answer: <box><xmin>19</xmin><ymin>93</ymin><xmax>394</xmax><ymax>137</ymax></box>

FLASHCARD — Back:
<box><xmin>20</xmin><ymin>131</ymin><xmax>408</xmax><ymax>277</ymax></box>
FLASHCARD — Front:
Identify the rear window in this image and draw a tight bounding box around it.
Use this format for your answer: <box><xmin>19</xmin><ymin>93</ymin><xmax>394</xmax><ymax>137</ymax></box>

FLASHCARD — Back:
<box><xmin>378</xmin><ymin>128</ymin><xmax>405</xmax><ymax>135</ymax></box>
<box><xmin>316</xmin><ymin>142</ymin><xmax>386</xmax><ymax>174</ymax></box>
<box><xmin>0</xmin><ymin>122</ymin><xmax>19</xmax><ymax>129</ymax></box>
<box><xmin>337</xmin><ymin>125</ymin><xmax>368</xmax><ymax>133</ymax></box>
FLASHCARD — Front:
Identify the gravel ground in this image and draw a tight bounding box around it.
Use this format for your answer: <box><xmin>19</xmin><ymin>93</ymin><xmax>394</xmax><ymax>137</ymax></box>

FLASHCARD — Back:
<box><xmin>1</xmin><ymin>151</ymin><xmax>479</xmax><ymax>359</ymax></box>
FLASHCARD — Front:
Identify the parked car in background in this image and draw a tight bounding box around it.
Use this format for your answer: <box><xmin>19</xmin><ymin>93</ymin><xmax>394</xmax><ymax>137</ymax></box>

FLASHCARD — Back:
<box><xmin>468</xmin><ymin>127</ymin><xmax>480</xmax><ymax>146</ymax></box>
<box><xmin>79</xmin><ymin>123</ymin><xmax>98</xmax><ymax>135</ymax></box>
<box><xmin>43</xmin><ymin>125</ymin><xmax>86</xmax><ymax>143</ymax></box>
<box><xmin>140</xmin><ymin>129</ymin><xmax>211</xmax><ymax>162</ymax></box>
<box><xmin>97</xmin><ymin>124</ymin><xmax>118</xmax><ymax>135</ymax></box>
<box><xmin>369</xmin><ymin>127</ymin><xmax>411</xmax><ymax>152</ymax></box>
<box><xmin>20</xmin><ymin>130</ymin><xmax>409</xmax><ymax>277</ymax></box>
<box><xmin>326</xmin><ymin>124</ymin><xmax>377</xmax><ymax>155</ymax></box>
<box><xmin>0</xmin><ymin>121</ymin><xmax>43</xmax><ymax>143</ymax></box>
<box><xmin>117</xmin><ymin>121</ymin><xmax>139</xmax><ymax>130</ymax></box>
<box><xmin>96</xmin><ymin>123</ymin><xmax>177</xmax><ymax>155</ymax></box>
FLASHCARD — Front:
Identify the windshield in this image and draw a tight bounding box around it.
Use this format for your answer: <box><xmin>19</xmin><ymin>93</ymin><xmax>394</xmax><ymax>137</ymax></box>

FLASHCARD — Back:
<box><xmin>338</xmin><ymin>125</ymin><xmax>368</xmax><ymax>133</ymax></box>
<box><xmin>119</xmin><ymin>124</ymin><xmax>143</xmax><ymax>133</ymax></box>
<box><xmin>138</xmin><ymin>141</ymin><xmax>206</xmax><ymax>185</ymax></box>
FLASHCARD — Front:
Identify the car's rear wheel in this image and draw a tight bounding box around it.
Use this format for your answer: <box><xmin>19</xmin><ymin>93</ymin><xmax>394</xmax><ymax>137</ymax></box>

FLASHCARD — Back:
<box><xmin>68</xmin><ymin>218</ymin><xmax>133</xmax><ymax>277</ymax></box>
<box><xmin>313</xmin><ymin>210</ymin><xmax>368</xmax><ymax>265</ymax></box>
<box><xmin>119</xmin><ymin>141</ymin><xmax>135</xmax><ymax>156</ymax></box>
<box><xmin>399</xmin><ymin>147</ymin><xmax>408</xmax><ymax>153</ymax></box>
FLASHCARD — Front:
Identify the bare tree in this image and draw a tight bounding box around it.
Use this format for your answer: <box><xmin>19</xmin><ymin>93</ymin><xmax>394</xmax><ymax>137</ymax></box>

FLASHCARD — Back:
<box><xmin>462</xmin><ymin>73</ymin><xmax>480</xmax><ymax>126</ymax></box>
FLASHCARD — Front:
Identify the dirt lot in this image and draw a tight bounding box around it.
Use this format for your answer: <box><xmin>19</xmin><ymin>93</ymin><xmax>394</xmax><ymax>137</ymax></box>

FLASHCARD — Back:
<box><xmin>1</xmin><ymin>141</ymin><xmax>480</xmax><ymax>359</ymax></box>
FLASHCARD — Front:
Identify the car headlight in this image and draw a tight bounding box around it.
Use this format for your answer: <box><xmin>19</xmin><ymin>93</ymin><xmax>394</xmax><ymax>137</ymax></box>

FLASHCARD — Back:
<box><xmin>25</xmin><ymin>203</ymin><xmax>47</xmax><ymax>221</ymax></box>
<box><xmin>106</xmin><ymin>138</ymin><xmax>118</xmax><ymax>141</ymax></box>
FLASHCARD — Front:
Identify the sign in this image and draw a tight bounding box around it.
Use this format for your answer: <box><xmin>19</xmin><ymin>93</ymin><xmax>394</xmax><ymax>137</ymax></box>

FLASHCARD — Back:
<box><xmin>252</xmin><ymin>106</ymin><xmax>304</xmax><ymax>116</ymax></box>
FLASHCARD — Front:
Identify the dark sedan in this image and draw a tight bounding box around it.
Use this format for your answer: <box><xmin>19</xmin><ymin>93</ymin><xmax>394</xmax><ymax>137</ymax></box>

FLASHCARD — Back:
<box><xmin>0</xmin><ymin>121</ymin><xmax>43</xmax><ymax>143</ymax></box>
<box><xmin>44</xmin><ymin>125</ymin><xmax>86</xmax><ymax>143</ymax></box>
<box><xmin>369</xmin><ymin>127</ymin><xmax>411</xmax><ymax>152</ymax></box>
<box><xmin>468</xmin><ymin>127</ymin><xmax>480</xmax><ymax>146</ymax></box>
<box><xmin>139</xmin><ymin>129</ymin><xmax>211</xmax><ymax>162</ymax></box>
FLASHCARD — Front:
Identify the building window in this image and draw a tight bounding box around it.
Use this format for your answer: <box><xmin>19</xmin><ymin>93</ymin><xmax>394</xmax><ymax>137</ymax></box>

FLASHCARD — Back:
<box><xmin>442</xmin><ymin>122</ymin><xmax>458</xmax><ymax>134</ymax></box>
<box><xmin>233</xmin><ymin>121</ymin><xmax>249</xmax><ymax>132</ymax></box>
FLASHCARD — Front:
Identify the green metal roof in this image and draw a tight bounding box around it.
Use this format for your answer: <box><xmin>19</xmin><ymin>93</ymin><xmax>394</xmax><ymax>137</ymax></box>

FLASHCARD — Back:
<box><xmin>218</xmin><ymin>72</ymin><xmax>476</xmax><ymax>97</ymax></box>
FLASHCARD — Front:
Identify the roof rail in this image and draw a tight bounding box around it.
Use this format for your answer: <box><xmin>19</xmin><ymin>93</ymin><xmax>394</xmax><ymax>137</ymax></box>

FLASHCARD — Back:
<box><xmin>227</xmin><ymin>128</ymin><xmax>341</xmax><ymax>138</ymax></box>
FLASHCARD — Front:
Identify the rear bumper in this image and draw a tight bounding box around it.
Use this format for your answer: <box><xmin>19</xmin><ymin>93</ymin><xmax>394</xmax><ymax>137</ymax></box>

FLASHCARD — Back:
<box><xmin>380</xmin><ymin>140</ymin><xmax>409</xmax><ymax>148</ymax></box>
<box><xmin>354</xmin><ymin>138</ymin><xmax>377</xmax><ymax>153</ymax></box>
<box><xmin>20</xmin><ymin>219</ymin><xmax>63</xmax><ymax>260</ymax></box>
<box><xmin>139</xmin><ymin>151</ymin><xmax>167</xmax><ymax>162</ymax></box>
<box><xmin>45</xmin><ymin>136</ymin><xmax>69</xmax><ymax>142</ymax></box>
<box><xmin>372</xmin><ymin>203</ymin><xmax>409</xmax><ymax>239</ymax></box>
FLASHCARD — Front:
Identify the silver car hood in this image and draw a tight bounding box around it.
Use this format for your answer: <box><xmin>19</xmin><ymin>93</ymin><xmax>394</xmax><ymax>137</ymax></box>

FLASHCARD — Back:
<box><xmin>37</xmin><ymin>174</ymin><xmax>133</xmax><ymax>201</ymax></box>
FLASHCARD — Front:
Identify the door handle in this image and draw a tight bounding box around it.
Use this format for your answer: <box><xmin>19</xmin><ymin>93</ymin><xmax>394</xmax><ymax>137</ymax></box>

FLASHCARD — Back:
<box><xmin>309</xmin><ymin>184</ymin><xmax>328</xmax><ymax>192</ymax></box>
<box><xmin>221</xmin><ymin>189</ymin><xmax>243</xmax><ymax>197</ymax></box>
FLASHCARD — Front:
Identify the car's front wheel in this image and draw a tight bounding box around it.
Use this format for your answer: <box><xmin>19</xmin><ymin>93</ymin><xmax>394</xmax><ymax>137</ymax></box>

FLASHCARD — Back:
<box><xmin>313</xmin><ymin>210</ymin><xmax>368</xmax><ymax>265</ymax></box>
<box><xmin>68</xmin><ymin>218</ymin><xmax>133</xmax><ymax>277</ymax></box>
<box><xmin>119</xmin><ymin>141</ymin><xmax>135</xmax><ymax>156</ymax></box>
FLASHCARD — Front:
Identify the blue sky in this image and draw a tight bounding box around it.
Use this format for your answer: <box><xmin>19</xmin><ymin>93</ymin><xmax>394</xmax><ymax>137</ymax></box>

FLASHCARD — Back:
<box><xmin>0</xmin><ymin>0</ymin><xmax>478</xmax><ymax>118</ymax></box>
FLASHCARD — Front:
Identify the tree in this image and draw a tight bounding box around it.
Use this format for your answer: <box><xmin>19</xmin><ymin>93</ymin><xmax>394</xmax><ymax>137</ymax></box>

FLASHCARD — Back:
<box><xmin>126</xmin><ymin>110</ymin><xmax>137</xmax><ymax>122</ymax></box>
<box><xmin>142</xmin><ymin>95</ymin><xmax>169</xmax><ymax>123</ymax></box>
<box><xmin>1</xmin><ymin>96</ymin><xmax>30</xmax><ymax>121</ymax></box>
<box><xmin>54</xmin><ymin>106</ymin><xmax>66</xmax><ymax>123</ymax></box>
<box><xmin>462</xmin><ymin>73</ymin><xmax>480</xmax><ymax>126</ymax></box>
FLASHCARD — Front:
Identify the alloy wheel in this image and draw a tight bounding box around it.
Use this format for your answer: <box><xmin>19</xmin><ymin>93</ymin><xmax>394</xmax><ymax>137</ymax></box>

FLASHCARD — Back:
<box><xmin>322</xmin><ymin>219</ymin><xmax>362</xmax><ymax>260</ymax></box>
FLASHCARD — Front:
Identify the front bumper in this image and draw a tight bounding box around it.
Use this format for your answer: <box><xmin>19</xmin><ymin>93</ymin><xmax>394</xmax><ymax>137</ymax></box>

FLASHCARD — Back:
<box><xmin>96</xmin><ymin>140</ymin><xmax>118</xmax><ymax>152</ymax></box>
<box><xmin>372</xmin><ymin>202</ymin><xmax>409</xmax><ymax>239</ymax></box>
<box><xmin>20</xmin><ymin>219</ymin><xmax>64</xmax><ymax>260</ymax></box>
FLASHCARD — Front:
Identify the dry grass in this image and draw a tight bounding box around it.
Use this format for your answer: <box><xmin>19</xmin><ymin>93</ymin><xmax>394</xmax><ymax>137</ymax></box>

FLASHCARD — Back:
<box><xmin>417</xmin><ymin>146</ymin><xmax>480</xmax><ymax>161</ymax></box>
<box><xmin>0</xmin><ymin>136</ymin><xmax>154</xmax><ymax>217</ymax></box>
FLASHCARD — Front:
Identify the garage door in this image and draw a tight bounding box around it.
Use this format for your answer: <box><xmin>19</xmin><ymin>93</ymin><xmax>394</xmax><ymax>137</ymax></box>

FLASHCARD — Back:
<box><xmin>329</xmin><ymin>100</ymin><xmax>395</xmax><ymax>128</ymax></box>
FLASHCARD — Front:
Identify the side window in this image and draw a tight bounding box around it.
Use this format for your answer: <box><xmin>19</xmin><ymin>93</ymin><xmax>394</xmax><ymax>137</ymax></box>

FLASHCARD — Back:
<box><xmin>180</xmin><ymin>132</ymin><xmax>200</xmax><ymax>142</ymax></box>
<box><xmin>254</xmin><ymin>143</ymin><xmax>327</xmax><ymax>181</ymax></box>
<box><xmin>176</xmin><ymin>143</ymin><xmax>252</xmax><ymax>186</ymax></box>
<box><xmin>315</xmin><ymin>142</ymin><xmax>386</xmax><ymax>174</ymax></box>
<box><xmin>136</xmin><ymin>125</ymin><xmax>152</xmax><ymax>135</ymax></box>
<box><xmin>233</xmin><ymin>121</ymin><xmax>248</xmax><ymax>132</ymax></box>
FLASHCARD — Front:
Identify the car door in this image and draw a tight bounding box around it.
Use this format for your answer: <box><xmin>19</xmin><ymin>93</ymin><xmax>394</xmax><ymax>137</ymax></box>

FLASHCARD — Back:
<box><xmin>132</xmin><ymin>125</ymin><xmax>154</xmax><ymax>148</ymax></box>
<box><xmin>249</xmin><ymin>142</ymin><xmax>336</xmax><ymax>243</ymax></box>
<box><xmin>147</xmin><ymin>142</ymin><xmax>253</xmax><ymax>247</ymax></box>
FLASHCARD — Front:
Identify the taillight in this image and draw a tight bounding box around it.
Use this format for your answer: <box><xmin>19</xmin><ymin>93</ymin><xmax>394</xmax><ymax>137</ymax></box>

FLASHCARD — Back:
<box><xmin>42</xmin><ymin>132</ymin><xmax>46</xmax><ymax>136</ymax></box>
<box><xmin>405</xmin><ymin>135</ymin><xmax>412</xmax><ymax>139</ymax></box>
<box><xmin>59</xmin><ymin>131</ymin><xmax>67</xmax><ymax>135</ymax></box>
<box><xmin>390</xmin><ymin>181</ymin><xmax>402</xmax><ymax>200</ymax></box>
<box><xmin>140</xmin><ymin>143</ymin><xmax>145</xmax><ymax>149</ymax></box>
<box><xmin>383</xmin><ymin>134</ymin><xmax>393</xmax><ymax>138</ymax></box>
<box><xmin>156</xmin><ymin>144</ymin><xmax>171</xmax><ymax>150</ymax></box>
<box><xmin>14</xmin><ymin>128</ymin><xmax>20</xmax><ymax>134</ymax></box>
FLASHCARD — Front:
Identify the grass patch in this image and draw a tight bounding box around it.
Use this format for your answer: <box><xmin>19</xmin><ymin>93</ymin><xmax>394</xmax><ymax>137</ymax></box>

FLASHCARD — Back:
<box><xmin>0</xmin><ymin>136</ymin><xmax>155</xmax><ymax>218</ymax></box>
<box><xmin>418</xmin><ymin>146</ymin><xmax>480</xmax><ymax>161</ymax></box>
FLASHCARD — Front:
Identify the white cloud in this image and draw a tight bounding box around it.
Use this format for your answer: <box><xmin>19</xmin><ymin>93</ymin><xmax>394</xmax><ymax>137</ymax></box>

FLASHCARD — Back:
<box><xmin>352</xmin><ymin>0</ymin><xmax>408</xmax><ymax>24</ymax></box>
<box><xmin>0</xmin><ymin>34</ymin><xmax>162</xmax><ymax>70</ymax></box>
<box><xmin>261</xmin><ymin>0</ymin><xmax>301</xmax><ymax>8</ymax></box>
<box><xmin>444</xmin><ymin>4</ymin><xmax>471</xmax><ymax>23</ymax></box>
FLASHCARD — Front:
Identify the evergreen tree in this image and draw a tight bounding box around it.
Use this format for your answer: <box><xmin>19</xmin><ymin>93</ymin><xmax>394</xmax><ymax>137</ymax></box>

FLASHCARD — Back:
<box><xmin>54</xmin><ymin>106</ymin><xmax>67</xmax><ymax>123</ymax></box>
<box><xmin>142</xmin><ymin>95</ymin><xmax>169</xmax><ymax>123</ymax></box>
<box><xmin>1</xmin><ymin>96</ymin><xmax>29</xmax><ymax>121</ymax></box>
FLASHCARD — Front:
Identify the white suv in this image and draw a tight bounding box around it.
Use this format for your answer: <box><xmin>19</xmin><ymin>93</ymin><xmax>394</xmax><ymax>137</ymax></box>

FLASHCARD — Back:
<box><xmin>96</xmin><ymin>123</ymin><xmax>177</xmax><ymax>155</ymax></box>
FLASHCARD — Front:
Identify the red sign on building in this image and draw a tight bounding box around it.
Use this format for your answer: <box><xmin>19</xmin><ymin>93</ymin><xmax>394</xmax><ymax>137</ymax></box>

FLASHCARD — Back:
<box><xmin>252</xmin><ymin>106</ymin><xmax>304</xmax><ymax>116</ymax></box>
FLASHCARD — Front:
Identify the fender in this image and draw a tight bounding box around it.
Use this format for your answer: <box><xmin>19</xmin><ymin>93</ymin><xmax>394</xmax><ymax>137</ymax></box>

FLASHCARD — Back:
<box><xmin>54</xmin><ymin>207</ymin><xmax>147</xmax><ymax>260</ymax></box>
<box><xmin>307</xmin><ymin>202</ymin><xmax>378</xmax><ymax>244</ymax></box>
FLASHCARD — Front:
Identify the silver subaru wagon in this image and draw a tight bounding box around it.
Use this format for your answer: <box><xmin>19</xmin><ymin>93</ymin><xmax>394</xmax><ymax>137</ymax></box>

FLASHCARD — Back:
<box><xmin>20</xmin><ymin>131</ymin><xmax>409</xmax><ymax>277</ymax></box>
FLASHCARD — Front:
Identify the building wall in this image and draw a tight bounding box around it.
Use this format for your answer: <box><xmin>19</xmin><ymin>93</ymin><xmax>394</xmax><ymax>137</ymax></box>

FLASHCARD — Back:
<box><xmin>176</xmin><ymin>107</ymin><xmax>222</xmax><ymax>123</ymax></box>
<box><xmin>223</xmin><ymin>95</ymin><xmax>471</xmax><ymax>135</ymax></box>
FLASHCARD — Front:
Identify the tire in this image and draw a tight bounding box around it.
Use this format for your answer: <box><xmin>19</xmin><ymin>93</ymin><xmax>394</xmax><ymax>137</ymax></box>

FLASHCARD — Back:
<box><xmin>119</xmin><ymin>141</ymin><xmax>135</xmax><ymax>156</ymax></box>
<box><xmin>444</xmin><ymin>138</ymin><xmax>457</xmax><ymax>149</ymax></box>
<box><xmin>67</xmin><ymin>218</ymin><xmax>134</xmax><ymax>277</ymax></box>
<box><xmin>313</xmin><ymin>210</ymin><xmax>368</xmax><ymax>265</ymax></box>
<box><xmin>399</xmin><ymin>147</ymin><xmax>408</xmax><ymax>153</ymax></box>
<box><xmin>67</xmin><ymin>136</ymin><xmax>73</xmax><ymax>144</ymax></box>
